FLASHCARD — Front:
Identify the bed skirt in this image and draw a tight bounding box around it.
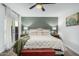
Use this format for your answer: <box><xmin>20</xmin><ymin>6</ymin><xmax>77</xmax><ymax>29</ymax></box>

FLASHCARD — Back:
<box><xmin>20</xmin><ymin>48</ymin><xmax>55</xmax><ymax>56</ymax></box>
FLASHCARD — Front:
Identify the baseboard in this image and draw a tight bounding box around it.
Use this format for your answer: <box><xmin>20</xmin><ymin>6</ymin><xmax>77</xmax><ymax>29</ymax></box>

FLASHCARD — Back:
<box><xmin>65</xmin><ymin>45</ymin><xmax>79</xmax><ymax>56</ymax></box>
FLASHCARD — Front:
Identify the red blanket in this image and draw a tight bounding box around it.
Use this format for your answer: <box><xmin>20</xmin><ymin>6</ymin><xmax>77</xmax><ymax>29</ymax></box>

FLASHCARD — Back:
<box><xmin>20</xmin><ymin>48</ymin><xmax>55</xmax><ymax>56</ymax></box>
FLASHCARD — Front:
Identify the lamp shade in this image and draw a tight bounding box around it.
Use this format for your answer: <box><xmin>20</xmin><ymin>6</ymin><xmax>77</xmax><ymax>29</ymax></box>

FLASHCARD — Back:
<box><xmin>24</xmin><ymin>26</ymin><xmax>28</xmax><ymax>30</ymax></box>
<box><xmin>52</xmin><ymin>26</ymin><xmax>56</xmax><ymax>30</ymax></box>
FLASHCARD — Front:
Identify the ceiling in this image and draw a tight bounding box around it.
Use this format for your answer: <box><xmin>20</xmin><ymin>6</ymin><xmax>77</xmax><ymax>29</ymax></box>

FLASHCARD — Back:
<box><xmin>5</xmin><ymin>3</ymin><xmax>79</xmax><ymax>17</ymax></box>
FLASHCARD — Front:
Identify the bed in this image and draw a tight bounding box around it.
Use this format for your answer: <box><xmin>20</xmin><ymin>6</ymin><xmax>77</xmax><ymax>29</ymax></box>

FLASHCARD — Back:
<box><xmin>22</xmin><ymin>28</ymin><xmax>64</xmax><ymax>56</ymax></box>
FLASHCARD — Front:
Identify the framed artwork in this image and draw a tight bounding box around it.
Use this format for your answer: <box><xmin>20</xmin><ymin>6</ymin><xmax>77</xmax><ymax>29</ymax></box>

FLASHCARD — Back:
<box><xmin>66</xmin><ymin>12</ymin><xmax>79</xmax><ymax>26</ymax></box>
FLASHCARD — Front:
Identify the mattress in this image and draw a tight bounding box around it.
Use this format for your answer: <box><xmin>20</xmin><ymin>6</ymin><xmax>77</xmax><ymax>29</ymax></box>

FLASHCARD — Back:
<box><xmin>23</xmin><ymin>35</ymin><xmax>64</xmax><ymax>51</ymax></box>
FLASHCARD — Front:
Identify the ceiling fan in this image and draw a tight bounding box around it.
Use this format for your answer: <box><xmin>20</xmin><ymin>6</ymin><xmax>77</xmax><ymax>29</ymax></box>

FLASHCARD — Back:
<box><xmin>29</xmin><ymin>3</ymin><xmax>56</xmax><ymax>12</ymax></box>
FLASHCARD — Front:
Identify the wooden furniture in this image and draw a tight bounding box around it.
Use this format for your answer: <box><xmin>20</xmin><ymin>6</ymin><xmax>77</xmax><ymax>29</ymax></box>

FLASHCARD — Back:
<box><xmin>20</xmin><ymin>48</ymin><xmax>55</xmax><ymax>56</ymax></box>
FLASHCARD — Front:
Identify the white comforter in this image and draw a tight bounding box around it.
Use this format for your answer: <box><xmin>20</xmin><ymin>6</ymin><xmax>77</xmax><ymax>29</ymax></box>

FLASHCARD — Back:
<box><xmin>24</xmin><ymin>35</ymin><xmax>64</xmax><ymax>51</ymax></box>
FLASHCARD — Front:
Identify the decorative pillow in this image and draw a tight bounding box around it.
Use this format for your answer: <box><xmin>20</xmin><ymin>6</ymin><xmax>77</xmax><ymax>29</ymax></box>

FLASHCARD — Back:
<box><xmin>29</xmin><ymin>28</ymin><xmax>50</xmax><ymax>36</ymax></box>
<box><xmin>41</xmin><ymin>32</ymin><xmax>49</xmax><ymax>36</ymax></box>
<box><xmin>29</xmin><ymin>29</ymin><xmax>37</xmax><ymax>33</ymax></box>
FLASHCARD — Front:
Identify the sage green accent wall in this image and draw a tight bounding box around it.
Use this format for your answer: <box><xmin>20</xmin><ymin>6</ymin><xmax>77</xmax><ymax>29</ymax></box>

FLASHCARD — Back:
<box><xmin>21</xmin><ymin>17</ymin><xmax>58</xmax><ymax>31</ymax></box>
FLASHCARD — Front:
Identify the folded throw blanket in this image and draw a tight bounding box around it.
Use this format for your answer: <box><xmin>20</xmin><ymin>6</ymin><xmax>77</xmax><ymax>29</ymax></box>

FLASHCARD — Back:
<box><xmin>13</xmin><ymin>35</ymin><xmax>30</xmax><ymax>55</ymax></box>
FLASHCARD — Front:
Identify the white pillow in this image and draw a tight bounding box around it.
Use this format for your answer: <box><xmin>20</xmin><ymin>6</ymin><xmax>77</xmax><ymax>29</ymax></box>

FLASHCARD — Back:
<box><xmin>29</xmin><ymin>28</ymin><xmax>50</xmax><ymax>36</ymax></box>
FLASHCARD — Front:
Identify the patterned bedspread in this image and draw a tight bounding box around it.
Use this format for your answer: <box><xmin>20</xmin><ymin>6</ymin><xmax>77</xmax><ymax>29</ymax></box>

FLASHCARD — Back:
<box><xmin>23</xmin><ymin>35</ymin><xmax>64</xmax><ymax>51</ymax></box>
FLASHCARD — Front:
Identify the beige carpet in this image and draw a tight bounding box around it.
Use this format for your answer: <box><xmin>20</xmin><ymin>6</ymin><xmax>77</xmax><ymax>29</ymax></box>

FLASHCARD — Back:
<box><xmin>0</xmin><ymin>49</ymin><xmax>17</xmax><ymax>56</ymax></box>
<box><xmin>64</xmin><ymin>47</ymin><xmax>79</xmax><ymax>56</ymax></box>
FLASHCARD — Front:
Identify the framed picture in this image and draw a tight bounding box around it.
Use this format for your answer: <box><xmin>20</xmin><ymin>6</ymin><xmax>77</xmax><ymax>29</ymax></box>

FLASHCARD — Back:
<box><xmin>66</xmin><ymin>12</ymin><xmax>79</xmax><ymax>26</ymax></box>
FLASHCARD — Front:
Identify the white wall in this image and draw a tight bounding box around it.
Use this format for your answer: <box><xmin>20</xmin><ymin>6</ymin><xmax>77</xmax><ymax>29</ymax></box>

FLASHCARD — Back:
<box><xmin>0</xmin><ymin>4</ymin><xmax>19</xmax><ymax>53</ymax></box>
<box><xmin>0</xmin><ymin>4</ymin><xmax>5</xmax><ymax>52</ymax></box>
<box><xmin>4</xmin><ymin>7</ymin><xmax>19</xmax><ymax>50</ymax></box>
<box><xmin>58</xmin><ymin>8</ymin><xmax>79</xmax><ymax>54</ymax></box>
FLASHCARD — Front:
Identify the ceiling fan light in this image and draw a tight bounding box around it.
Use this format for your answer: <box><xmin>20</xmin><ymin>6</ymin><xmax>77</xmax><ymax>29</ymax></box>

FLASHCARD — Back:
<box><xmin>36</xmin><ymin>4</ymin><xmax>43</xmax><ymax>10</ymax></box>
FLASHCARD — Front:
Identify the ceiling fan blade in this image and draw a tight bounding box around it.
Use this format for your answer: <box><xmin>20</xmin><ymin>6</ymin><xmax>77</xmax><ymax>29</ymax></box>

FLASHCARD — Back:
<box><xmin>41</xmin><ymin>7</ymin><xmax>45</xmax><ymax>11</ymax></box>
<box><xmin>29</xmin><ymin>4</ymin><xmax>37</xmax><ymax>9</ymax></box>
<box><xmin>41</xmin><ymin>3</ymin><xmax>56</xmax><ymax>4</ymax></box>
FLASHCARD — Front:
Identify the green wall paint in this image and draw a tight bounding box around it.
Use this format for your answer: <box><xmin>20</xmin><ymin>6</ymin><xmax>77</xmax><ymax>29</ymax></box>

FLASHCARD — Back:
<box><xmin>21</xmin><ymin>17</ymin><xmax>58</xmax><ymax>31</ymax></box>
